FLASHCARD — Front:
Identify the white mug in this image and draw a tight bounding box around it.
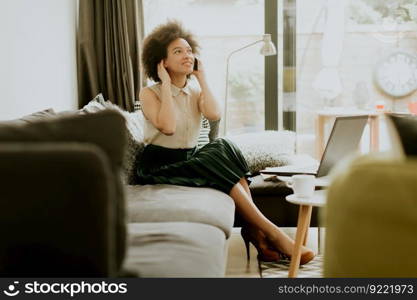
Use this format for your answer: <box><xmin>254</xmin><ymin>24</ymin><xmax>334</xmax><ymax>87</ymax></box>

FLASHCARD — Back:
<box><xmin>285</xmin><ymin>174</ymin><xmax>315</xmax><ymax>198</ymax></box>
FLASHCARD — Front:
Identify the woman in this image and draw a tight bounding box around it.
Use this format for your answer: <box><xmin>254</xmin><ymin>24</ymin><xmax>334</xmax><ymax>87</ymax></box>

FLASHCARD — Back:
<box><xmin>138</xmin><ymin>20</ymin><xmax>314</xmax><ymax>264</ymax></box>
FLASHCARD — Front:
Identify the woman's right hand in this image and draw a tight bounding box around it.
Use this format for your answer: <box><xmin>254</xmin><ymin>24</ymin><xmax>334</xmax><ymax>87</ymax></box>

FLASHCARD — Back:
<box><xmin>157</xmin><ymin>61</ymin><xmax>171</xmax><ymax>84</ymax></box>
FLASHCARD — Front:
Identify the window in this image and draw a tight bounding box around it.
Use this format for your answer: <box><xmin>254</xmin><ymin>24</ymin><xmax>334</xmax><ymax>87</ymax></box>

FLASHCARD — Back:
<box><xmin>141</xmin><ymin>0</ymin><xmax>417</xmax><ymax>154</ymax></box>
<box><xmin>293</xmin><ymin>0</ymin><xmax>417</xmax><ymax>157</ymax></box>
<box><xmin>143</xmin><ymin>0</ymin><xmax>266</xmax><ymax>135</ymax></box>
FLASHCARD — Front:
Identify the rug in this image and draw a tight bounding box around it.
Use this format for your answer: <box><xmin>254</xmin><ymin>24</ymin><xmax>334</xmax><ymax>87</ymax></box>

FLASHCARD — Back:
<box><xmin>259</xmin><ymin>254</ymin><xmax>323</xmax><ymax>278</ymax></box>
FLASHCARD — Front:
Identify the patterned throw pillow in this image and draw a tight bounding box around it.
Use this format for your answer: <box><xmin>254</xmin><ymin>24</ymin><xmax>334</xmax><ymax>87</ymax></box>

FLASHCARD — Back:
<box><xmin>227</xmin><ymin>130</ymin><xmax>296</xmax><ymax>174</ymax></box>
<box><xmin>208</xmin><ymin>119</ymin><xmax>220</xmax><ymax>142</ymax></box>
<box><xmin>197</xmin><ymin>118</ymin><xmax>210</xmax><ymax>149</ymax></box>
<box><xmin>82</xmin><ymin>94</ymin><xmax>145</xmax><ymax>184</ymax></box>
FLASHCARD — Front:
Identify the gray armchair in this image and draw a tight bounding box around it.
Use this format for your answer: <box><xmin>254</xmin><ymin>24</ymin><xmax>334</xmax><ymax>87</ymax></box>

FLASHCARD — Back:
<box><xmin>0</xmin><ymin>110</ymin><xmax>128</xmax><ymax>277</ymax></box>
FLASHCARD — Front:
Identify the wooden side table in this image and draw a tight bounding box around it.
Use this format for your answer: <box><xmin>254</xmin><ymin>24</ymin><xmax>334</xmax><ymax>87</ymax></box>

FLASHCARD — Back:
<box><xmin>315</xmin><ymin>109</ymin><xmax>380</xmax><ymax>160</ymax></box>
<box><xmin>285</xmin><ymin>190</ymin><xmax>326</xmax><ymax>278</ymax></box>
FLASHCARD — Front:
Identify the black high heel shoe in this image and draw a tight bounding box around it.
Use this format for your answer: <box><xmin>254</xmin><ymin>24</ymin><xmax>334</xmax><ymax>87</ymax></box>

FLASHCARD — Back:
<box><xmin>241</xmin><ymin>227</ymin><xmax>281</xmax><ymax>262</ymax></box>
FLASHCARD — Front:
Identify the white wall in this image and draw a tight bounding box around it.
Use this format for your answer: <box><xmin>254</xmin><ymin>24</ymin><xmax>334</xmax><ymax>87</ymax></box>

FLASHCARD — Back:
<box><xmin>0</xmin><ymin>0</ymin><xmax>78</xmax><ymax>120</ymax></box>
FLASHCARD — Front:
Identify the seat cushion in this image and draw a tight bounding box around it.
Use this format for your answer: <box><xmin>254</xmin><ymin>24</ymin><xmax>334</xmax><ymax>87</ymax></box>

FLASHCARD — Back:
<box><xmin>125</xmin><ymin>222</ymin><xmax>228</xmax><ymax>277</ymax></box>
<box><xmin>249</xmin><ymin>154</ymin><xmax>318</xmax><ymax>195</ymax></box>
<box><xmin>125</xmin><ymin>184</ymin><xmax>235</xmax><ymax>238</ymax></box>
<box><xmin>249</xmin><ymin>175</ymin><xmax>292</xmax><ymax>196</ymax></box>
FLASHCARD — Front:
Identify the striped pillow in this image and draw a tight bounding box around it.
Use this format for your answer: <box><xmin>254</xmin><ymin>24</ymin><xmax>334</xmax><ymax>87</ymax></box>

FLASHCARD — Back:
<box><xmin>197</xmin><ymin>117</ymin><xmax>210</xmax><ymax>148</ymax></box>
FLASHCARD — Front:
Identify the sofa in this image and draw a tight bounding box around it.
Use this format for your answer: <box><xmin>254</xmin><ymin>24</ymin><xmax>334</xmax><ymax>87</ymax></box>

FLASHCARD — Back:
<box><xmin>0</xmin><ymin>109</ymin><xmax>237</xmax><ymax>277</ymax></box>
<box><xmin>82</xmin><ymin>96</ymin><xmax>319</xmax><ymax>232</ymax></box>
<box><xmin>0</xmin><ymin>102</ymin><xmax>318</xmax><ymax>277</ymax></box>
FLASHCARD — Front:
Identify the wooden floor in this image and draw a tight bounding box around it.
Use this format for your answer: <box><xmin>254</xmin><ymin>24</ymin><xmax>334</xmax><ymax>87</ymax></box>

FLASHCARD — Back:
<box><xmin>225</xmin><ymin>227</ymin><xmax>323</xmax><ymax>277</ymax></box>
<box><xmin>224</xmin><ymin>228</ymin><xmax>261</xmax><ymax>277</ymax></box>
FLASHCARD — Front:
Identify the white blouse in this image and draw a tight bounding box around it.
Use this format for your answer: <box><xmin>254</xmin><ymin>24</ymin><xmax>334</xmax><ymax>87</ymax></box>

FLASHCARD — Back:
<box><xmin>142</xmin><ymin>79</ymin><xmax>202</xmax><ymax>149</ymax></box>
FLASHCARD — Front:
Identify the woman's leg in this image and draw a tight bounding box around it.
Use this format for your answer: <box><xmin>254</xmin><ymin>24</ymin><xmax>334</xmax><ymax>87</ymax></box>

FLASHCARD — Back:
<box><xmin>237</xmin><ymin>178</ymin><xmax>281</xmax><ymax>260</ymax></box>
<box><xmin>231</xmin><ymin>178</ymin><xmax>314</xmax><ymax>258</ymax></box>
<box><xmin>239</xmin><ymin>177</ymin><xmax>251</xmax><ymax>197</ymax></box>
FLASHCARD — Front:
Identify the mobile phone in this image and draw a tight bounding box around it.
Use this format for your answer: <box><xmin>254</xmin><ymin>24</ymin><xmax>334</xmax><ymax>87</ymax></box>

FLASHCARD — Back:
<box><xmin>194</xmin><ymin>58</ymin><xmax>198</xmax><ymax>71</ymax></box>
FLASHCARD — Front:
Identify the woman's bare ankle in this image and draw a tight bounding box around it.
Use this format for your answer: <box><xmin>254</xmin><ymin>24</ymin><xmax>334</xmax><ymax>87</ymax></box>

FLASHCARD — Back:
<box><xmin>263</xmin><ymin>229</ymin><xmax>294</xmax><ymax>255</ymax></box>
<box><xmin>264</xmin><ymin>228</ymin><xmax>315</xmax><ymax>264</ymax></box>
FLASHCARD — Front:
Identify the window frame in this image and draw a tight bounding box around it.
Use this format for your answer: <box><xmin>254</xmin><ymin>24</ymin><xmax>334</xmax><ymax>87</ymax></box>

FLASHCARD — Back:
<box><xmin>265</xmin><ymin>0</ymin><xmax>279</xmax><ymax>130</ymax></box>
<box><xmin>265</xmin><ymin>0</ymin><xmax>297</xmax><ymax>131</ymax></box>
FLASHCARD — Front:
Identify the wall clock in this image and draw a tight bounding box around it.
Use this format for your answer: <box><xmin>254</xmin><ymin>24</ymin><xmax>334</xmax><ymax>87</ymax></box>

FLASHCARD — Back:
<box><xmin>373</xmin><ymin>50</ymin><xmax>417</xmax><ymax>98</ymax></box>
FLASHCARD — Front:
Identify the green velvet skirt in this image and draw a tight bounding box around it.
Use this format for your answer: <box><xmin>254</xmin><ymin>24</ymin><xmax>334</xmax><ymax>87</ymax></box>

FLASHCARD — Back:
<box><xmin>136</xmin><ymin>138</ymin><xmax>251</xmax><ymax>194</ymax></box>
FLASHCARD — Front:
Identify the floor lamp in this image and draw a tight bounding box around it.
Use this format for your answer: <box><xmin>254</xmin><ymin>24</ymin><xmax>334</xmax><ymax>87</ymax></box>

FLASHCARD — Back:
<box><xmin>223</xmin><ymin>34</ymin><xmax>277</xmax><ymax>136</ymax></box>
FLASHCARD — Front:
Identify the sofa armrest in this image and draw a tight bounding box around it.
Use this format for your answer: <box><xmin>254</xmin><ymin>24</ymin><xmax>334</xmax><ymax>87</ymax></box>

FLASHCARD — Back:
<box><xmin>324</xmin><ymin>155</ymin><xmax>417</xmax><ymax>277</ymax></box>
<box><xmin>0</xmin><ymin>142</ymin><xmax>119</xmax><ymax>277</ymax></box>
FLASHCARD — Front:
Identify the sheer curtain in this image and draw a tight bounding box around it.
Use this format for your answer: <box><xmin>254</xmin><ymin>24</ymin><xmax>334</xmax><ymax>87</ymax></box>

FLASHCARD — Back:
<box><xmin>77</xmin><ymin>0</ymin><xmax>144</xmax><ymax>111</ymax></box>
<box><xmin>312</xmin><ymin>0</ymin><xmax>347</xmax><ymax>106</ymax></box>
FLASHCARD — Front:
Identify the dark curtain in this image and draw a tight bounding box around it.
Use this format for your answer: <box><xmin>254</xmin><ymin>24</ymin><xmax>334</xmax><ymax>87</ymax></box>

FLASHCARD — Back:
<box><xmin>77</xmin><ymin>0</ymin><xmax>144</xmax><ymax>111</ymax></box>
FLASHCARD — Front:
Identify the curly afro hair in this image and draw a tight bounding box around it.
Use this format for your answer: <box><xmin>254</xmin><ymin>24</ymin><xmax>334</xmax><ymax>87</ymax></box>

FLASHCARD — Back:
<box><xmin>141</xmin><ymin>20</ymin><xmax>200</xmax><ymax>83</ymax></box>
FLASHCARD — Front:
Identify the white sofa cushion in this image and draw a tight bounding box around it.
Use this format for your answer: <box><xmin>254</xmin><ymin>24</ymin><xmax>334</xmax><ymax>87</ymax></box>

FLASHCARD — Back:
<box><xmin>124</xmin><ymin>222</ymin><xmax>228</xmax><ymax>277</ymax></box>
<box><xmin>125</xmin><ymin>184</ymin><xmax>235</xmax><ymax>238</ymax></box>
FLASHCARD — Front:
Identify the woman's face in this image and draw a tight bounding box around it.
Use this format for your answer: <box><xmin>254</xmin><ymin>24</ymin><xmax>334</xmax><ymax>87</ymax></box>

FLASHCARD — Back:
<box><xmin>163</xmin><ymin>38</ymin><xmax>195</xmax><ymax>75</ymax></box>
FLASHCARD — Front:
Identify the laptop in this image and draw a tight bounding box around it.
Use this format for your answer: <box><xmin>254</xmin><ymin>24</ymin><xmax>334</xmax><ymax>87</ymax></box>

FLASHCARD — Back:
<box><xmin>261</xmin><ymin>115</ymin><xmax>369</xmax><ymax>178</ymax></box>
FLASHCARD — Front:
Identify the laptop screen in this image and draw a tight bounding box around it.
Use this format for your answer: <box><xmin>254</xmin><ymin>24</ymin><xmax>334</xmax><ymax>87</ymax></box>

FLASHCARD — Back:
<box><xmin>316</xmin><ymin>115</ymin><xmax>368</xmax><ymax>177</ymax></box>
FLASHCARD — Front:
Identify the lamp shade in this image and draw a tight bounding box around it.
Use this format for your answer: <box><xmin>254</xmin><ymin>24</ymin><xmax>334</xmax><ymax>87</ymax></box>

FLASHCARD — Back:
<box><xmin>260</xmin><ymin>34</ymin><xmax>276</xmax><ymax>56</ymax></box>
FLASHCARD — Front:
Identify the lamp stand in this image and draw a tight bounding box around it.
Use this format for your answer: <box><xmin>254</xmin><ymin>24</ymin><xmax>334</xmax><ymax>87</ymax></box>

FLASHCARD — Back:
<box><xmin>223</xmin><ymin>36</ymin><xmax>276</xmax><ymax>136</ymax></box>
